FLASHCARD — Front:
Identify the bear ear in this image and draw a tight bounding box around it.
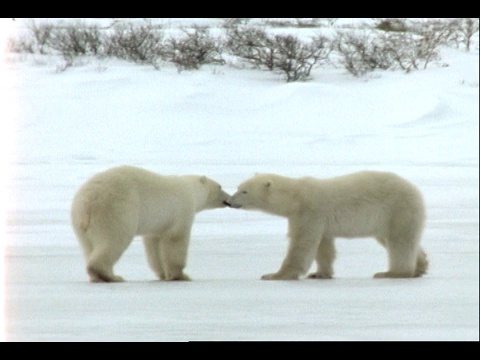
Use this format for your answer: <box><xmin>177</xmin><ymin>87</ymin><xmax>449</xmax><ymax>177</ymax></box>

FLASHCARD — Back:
<box><xmin>200</xmin><ymin>175</ymin><xmax>207</xmax><ymax>184</ymax></box>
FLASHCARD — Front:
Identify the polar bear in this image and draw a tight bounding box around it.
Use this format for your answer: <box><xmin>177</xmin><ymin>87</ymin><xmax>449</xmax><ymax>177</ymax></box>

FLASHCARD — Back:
<box><xmin>226</xmin><ymin>171</ymin><xmax>428</xmax><ymax>280</ymax></box>
<box><xmin>71</xmin><ymin>165</ymin><xmax>230</xmax><ymax>282</ymax></box>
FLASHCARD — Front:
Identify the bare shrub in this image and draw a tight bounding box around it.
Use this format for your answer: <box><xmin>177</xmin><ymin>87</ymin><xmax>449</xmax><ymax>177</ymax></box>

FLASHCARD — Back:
<box><xmin>413</xmin><ymin>20</ymin><xmax>455</xmax><ymax>69</ymax></box>
<box><xmin>8</xmin><ymin>20</ymin><xmax>53</xmax><ymax>54</ymax></box>
<box><xmin>225</xmin><ymin>23</ymin><xmax>331</xmax><ymax>81</ymax></box>
<box><xmin>293</xmin><ymin>18</ymin><xmax>323</xmax><ymax>28</ymax></box>
<box><xmin>335</xmin><ymin>31</ymin><xmax>395</xmax><ymax>76</ymax></box>
<box><xmin>104</xmin><ymin>22</ymin><xmax>165</xmax><ymax>68</ymax></box>
<box><xmin>375</xmin><ymin>18</ymin><xmax>408</xmax><ymax>32</ymax></box>
<box><xmin>380</xmin><ymin>32</ymin><xmax>423</xmax><ymax>72</ymax></box>
<box><xmin>335</xmin><ymin>22</ymin><xmax>454</xmax><ymax>76</ymax></box>
<box><xmin>271</xmin><ymin>34</ymin><xmax>331</xmax><ymax>82</ymax></box>
<box><xmin>448</xmin><ymin>18</ymin><xmax>479</xmax><ymax>51</ymax></box>
<box><xmin>46</xmin><ymin>21</ymin><xmax>104</xmax><ymax>63</ymax></box>
<box><xmin>225</xmin><ymin>25</ymin><xmax>277</xmax><ymax>70</ymax></box>
<box><xmin>344</xmin><ymin>18</ymin><xmax>478</xmax><ymax>76</ymax></box>
<box><xmin>27</xmin><ymin>20</ymin><xmax>55</xmax><ymax>54</ymax></box>
<box><xmin>6</xmin><ymin>35</ymin><xmax>34</xmax><ymax>53</ymax></box>
<box><xmin>164</xmin><ymin>25</ymin><xmax>225</xmax><ymax>71</ymax></box>
<box><xmin>222</xmin><ymin>18</ymin><xmax>252</xmax><ymax>29</ymax></box>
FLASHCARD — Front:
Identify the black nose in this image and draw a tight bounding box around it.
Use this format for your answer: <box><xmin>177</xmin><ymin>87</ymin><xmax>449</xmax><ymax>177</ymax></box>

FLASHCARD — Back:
<box><xmin>223</xmin><ymin>201</ymin><xmax>231</xmax><ymax>207</ymax></box>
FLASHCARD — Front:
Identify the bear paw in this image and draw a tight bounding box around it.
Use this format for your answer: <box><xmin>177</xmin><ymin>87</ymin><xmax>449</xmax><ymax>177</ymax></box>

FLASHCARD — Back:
<box><xmin>307</xmin><ymin>272</ymin><xmax>333</xmax><ymax>279</ymax></box>
<box><xmin>87</xmin><ymin>265</ymin><xmax>125</xmax><ymax>283</ymax></box>
<box><xmin>373</xmin><ymin>271</ymin><xmax>414</xmax><ymax>279</ymax></box>
<box><xmin>90</xmin><ymin>274</ymin><xmax>125</xmax><ymax>283</ymax></box>
<box><xmin>166</xmin><ymin>273</ymin><xmax>191</xmax><ymax>281</ymax></box>
<box><xmin>261</xmin><ymin>272</ymin><xmax>299</xmax><ymax>280</ymax></box>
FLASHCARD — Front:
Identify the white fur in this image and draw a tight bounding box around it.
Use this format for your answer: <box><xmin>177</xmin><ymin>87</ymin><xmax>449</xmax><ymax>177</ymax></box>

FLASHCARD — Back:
<box><xmin>71</xmin><ymin>165</ymin><xmax>229</xmax><ymax>282</ymax></box>
<box><xmin>227</xmin><ymin>171</ymin><xmax>428</xmax><ymax>280</ymax></box>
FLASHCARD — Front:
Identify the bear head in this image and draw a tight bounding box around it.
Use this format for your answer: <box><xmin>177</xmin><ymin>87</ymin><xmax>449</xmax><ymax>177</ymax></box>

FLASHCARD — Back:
<box><xmin>198</xmin><ymin>175</ymin><xmax>231</xmax><ymax>210</ymax></box>
<box><xmin>226</xmin><ymin>173</ymin><xmax>300</xmax><ymax>217</ymax></box>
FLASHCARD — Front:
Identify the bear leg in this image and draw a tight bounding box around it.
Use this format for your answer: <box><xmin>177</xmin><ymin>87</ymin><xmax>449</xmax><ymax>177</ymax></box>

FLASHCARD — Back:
<box><xmin>85</xmin><ymin>235</ymin><xmax>132</xmax><ymax>282</ymax></box>
<box><xmin>143</xmin><ymin>236</ymin><xmax>167</xmax><ymax>280</ymax></box>
<box><xmin>86</xmin><ymin>246</ymin><xmax>126</xmax><ymax>282</ymax></box>
<box><xmin>87</xmin><ymin>263</ymin><xmax>125</xmax><ymax>283</ymax></box>
<box><xmin>161</xmin><ymin>232</ymin><xmax>191</xmax><ymax>281</ymax></box>
<box><xmin>307</xmin><ymin>236</ymin><xmax>335</xmax><ymax>279</ymax></box>
<box><xmin>414</xmin><ymin>247</ymin><xmax>429</xmax><ymax>277</ymax></box>
<box><xmin>375</xmin><ymin>204</ymin><xmax>425</xmax><ymax>278</ymax></box>
<box><xmin>374</xmin><ymin>236</ymin><xmax>419</xmax><ymax>278</ymax></box>
<box><xmin>262</xmin><ymin>222</ymin><xmax>322</xmax><ymax>280</ymax></box>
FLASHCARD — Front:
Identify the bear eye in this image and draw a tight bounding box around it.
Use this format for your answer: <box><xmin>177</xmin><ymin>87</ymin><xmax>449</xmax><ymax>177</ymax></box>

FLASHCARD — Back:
<box><xmin>241</xmin><ymin>190</ymin><xmax>248</xmax><ymax>194</ymax></box>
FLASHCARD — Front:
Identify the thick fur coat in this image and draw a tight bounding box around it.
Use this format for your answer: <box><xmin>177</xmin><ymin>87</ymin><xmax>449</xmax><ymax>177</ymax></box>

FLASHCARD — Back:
<box><xmin>71</xmin><ymin>165</ymin><xmax>229</xmax><ymax>282</ymax></box>
<box><xmin>226</xmin><ymin>171</ymin><xmax>428</xmax><ymax>280</ymax></box>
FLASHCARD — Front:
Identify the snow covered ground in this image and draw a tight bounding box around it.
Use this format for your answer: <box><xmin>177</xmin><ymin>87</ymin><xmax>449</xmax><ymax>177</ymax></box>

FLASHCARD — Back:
<box><xmin>1</xmin><ymin>19</ymin><xmax>479</xmax><ymax>341</ymax></box>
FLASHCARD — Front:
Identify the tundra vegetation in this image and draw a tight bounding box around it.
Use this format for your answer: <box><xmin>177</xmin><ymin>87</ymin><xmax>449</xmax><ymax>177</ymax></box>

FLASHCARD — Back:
<box><xmin>7</xmin><ymin>18</ymin><xmax>479</xmax><ymax>81</ymax></box>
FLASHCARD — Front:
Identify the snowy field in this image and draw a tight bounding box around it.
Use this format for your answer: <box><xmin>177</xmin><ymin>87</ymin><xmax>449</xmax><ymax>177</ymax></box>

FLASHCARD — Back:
<box><xmin>1</xmin><ymin>19</ymin><xmax>479</xmax><ymax>341</ymax></box>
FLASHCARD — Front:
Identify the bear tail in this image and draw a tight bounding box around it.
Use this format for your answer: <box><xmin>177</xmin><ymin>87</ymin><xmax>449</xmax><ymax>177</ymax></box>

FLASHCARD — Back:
<box><xmin>71</xmin><ymin>196</ymin><xmax>94</xmax><ymax>257</ymax></box>
<box><xmin>415</xmin><ymin>247</ymin><xmax>429</xmax><ymax>277</ymax></box>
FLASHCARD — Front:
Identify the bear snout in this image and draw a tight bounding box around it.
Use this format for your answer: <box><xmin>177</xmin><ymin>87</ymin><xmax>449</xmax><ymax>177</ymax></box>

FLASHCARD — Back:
<box><xmin>220</xmin><ymin>190</ymin><xmax>232</xmax><ymax>207</ymax></box>
<box><xmin>224</xmin><ymin>197</ymin><xmax>241</xmax><ymax>209</ymax></box>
